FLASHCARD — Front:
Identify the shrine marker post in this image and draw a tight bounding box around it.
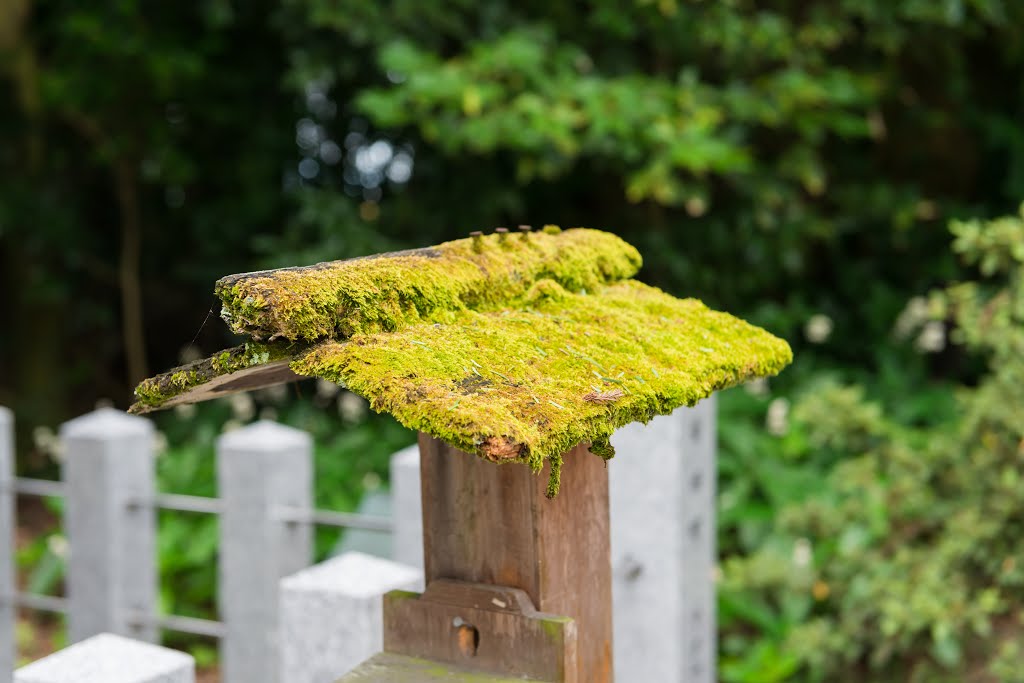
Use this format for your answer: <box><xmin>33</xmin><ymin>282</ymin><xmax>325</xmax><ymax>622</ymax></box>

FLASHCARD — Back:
<box><xmin>128</xmin><ymin>225</ymin><xmax>792</xmax><ymax>683</ymax></box>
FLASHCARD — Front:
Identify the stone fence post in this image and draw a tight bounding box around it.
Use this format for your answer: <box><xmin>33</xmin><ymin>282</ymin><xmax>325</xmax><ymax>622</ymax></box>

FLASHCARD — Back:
<box><xmin>609</xmin><ymin>396</ymin><xmax>717</xmax><ymax>683</ymax></box>
<box><xmin>217</xmin><ymin>421</ymin><xmax>312</xmax><ymax>683</ymax></box>
<box><xmin>1</xmin><ymin>406</ymin><xmax>14</xmax><ymax>678</ymax></box>
<box><xmin>388</xmin><ymin>444</ymin><xmax>422</xmax><ymax>571</ymax></box>
<box><xmin>61</xmin><ymin>408</ymin><xmax>158</xmax><ymax>644</ymax></box>
<box><xmin>279</xmin><ymin>551</ymin><xmax>422</xmax><ymax>683</ymax></box>
<box><xmin>15</xmin><ymin>633</ymin><xmax>194</xmax><ymax>683</ymax></box>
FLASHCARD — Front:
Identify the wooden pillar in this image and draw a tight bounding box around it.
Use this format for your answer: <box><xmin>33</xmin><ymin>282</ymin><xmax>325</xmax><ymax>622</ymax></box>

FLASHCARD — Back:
<box><xmin>416</xmin><ymin>434</ymin><xmax>614</xmax><ymax>683</ymax></box>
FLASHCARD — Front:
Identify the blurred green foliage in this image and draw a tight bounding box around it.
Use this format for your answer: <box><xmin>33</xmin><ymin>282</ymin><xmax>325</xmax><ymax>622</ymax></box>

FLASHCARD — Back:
<box><xmin>153</xmin><ymin>384</ymin><xmax>413</xmax><ymax>653</ymax></box>
<box><xmin>5</xmin><ymin>0</ymin><xmax>1024</xmax><ymax>677</ymax></box>
<box><xmin>720</xmin><ymin>207</ymin><xmax>1024</xmax><ymax>681</ymax></box>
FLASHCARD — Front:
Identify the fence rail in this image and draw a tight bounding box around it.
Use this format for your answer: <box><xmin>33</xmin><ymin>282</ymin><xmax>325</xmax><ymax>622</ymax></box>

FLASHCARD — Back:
<box><xmin>2</xmin><ymin>401</ymin><xmax>718</xmax><ymax>683</ymax></box>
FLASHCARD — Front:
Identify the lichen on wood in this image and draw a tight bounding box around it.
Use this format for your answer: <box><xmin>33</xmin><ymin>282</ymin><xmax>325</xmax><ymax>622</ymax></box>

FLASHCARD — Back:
<box><xmin>215</xmin><ymin>227</ymin><xmax>642</xmax><ymax>342</ymax></box>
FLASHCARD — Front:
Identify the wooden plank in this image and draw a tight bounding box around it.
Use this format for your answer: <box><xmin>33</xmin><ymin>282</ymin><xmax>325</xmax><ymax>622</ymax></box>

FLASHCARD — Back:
<box><xmin>383</xmin><ymin>580</ymin><xmax>576</xmax><ymax>682</ymax></box>
<box><xmin>418</xmin><ymin>435</ymin><xmax>613</xmax><ymax>683</ymax></box>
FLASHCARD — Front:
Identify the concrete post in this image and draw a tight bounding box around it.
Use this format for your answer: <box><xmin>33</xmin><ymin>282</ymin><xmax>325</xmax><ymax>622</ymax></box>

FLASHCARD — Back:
<box><xmin>1</xmin><ymin>406</ymin><xmax>14</xmax><ymax>677</ymax></box>
<box><xmin>279</xmin><ymin>551</ymin><xmax>422</xmax><ymax>683</ymax></box>
<box><xmin>609</xmin><ymin>397</ymin><xmax>717</xmax><ymax>683</ymax></box>
<box><xmin>681</xmin><ymin>396</ymin><xmax>717</xmax><ymax>683</ymax></box>
<box><xmin>15</xmin><ymin>633</ymin><xmax>194</xmax><ymax>683</ymax></box>
<box><xmin>388</xmin><ymin>444</ymin><xmax>421</xmax><ymax>570</ymax></box>
<box><xmin>61</xmin><ymin>408</ymin><xmax>157</xmax><ymax>644</ymax></box>
<box><xmin>217</xmin><ymin>421</ymin><xmax>312</xmax><ymax>683</ymax></box>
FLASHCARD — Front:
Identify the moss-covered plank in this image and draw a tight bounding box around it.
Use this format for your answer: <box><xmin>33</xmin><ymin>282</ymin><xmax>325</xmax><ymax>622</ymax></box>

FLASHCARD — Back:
<box><xmin>129</xmin><ymin>342</ymin><xmax>301</xmax><ymax>414</ymax></box>
<box><xmin>291</xmin><ymin>279</ymin><xmax>792</xmax><ymax>496</ymax></box>
<box><xmin>215</xmin><ymin>227</ymin><xmax>641</xmax><ymax>342</ymax></box>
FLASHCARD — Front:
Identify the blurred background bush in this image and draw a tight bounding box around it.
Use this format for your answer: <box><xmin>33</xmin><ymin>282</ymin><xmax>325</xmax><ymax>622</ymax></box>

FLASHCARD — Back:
<box><xmin>3</xmin><ymin>1</ymin><xmax>1024</xmax><ymax>680</ymax></box>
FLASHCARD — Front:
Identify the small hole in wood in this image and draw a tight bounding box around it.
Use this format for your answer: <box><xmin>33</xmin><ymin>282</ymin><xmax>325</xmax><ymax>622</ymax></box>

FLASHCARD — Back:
<box><xmin>452</xmin><ymin>617</ymin><xmax>479</xmax><ymax>657</ymax></box>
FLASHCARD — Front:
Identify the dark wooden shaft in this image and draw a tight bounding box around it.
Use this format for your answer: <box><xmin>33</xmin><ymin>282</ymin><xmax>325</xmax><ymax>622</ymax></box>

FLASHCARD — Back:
<box><xmin>419</xmin><ymin>434</ymin><xmax>614</xmax><ymax>683</ymax></box>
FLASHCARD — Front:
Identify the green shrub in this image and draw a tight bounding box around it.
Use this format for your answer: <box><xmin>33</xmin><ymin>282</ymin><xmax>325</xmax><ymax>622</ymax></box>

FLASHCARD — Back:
<box><xmin>721</xmin><ymin>207</ymin><xmax>1024</xmax><ymax>681</ymax></box>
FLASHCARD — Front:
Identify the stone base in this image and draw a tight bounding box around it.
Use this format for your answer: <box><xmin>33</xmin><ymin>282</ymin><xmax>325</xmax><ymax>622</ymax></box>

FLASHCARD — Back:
<box><xmin>280</xmin><ymin>552</ymin><xmax>422</xmax><ymax>683</ymax></box>
<box><xmin>15</xmin><ymin>633</ymin><xmax>194</xmax><ymax>683</ymax></box>
<box><xmin>336</xmin><ymin>652</ymin><xmax>551</xmax><ymax>682</ymax></box>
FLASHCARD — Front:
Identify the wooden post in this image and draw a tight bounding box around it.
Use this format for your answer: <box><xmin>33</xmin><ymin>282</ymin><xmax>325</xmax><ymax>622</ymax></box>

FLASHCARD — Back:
<box><xmin>411</xmin><ymin>434</ymin><xmax>614</xmax><ymax>683</ymax></box>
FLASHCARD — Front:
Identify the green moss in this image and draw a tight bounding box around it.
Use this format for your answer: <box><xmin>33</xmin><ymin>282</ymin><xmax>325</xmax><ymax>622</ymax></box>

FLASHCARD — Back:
<box><xmin>385</xmin><ymin>590</ymin><xmax>421</xmax><ymax>602</ymax></box>
<box><xmin>291</xmin><ymin>279</ymin><xmax>792</xmax><ymax>496</ymax></box>
<box><xmin>131</xmin><ymin>228</ymin><xmax>793</xmax><ymax>496</ymax></box>
<box><xmin>539</xmin><ymin>615</ymin><xmax>574</xmax><ymax>642</ymax></box>
<box><xmin>130</xmin><ymin>341</ymin><xmax>292</xmax><ymax>413</ymax></box>
<box><xmin>215</xmin><ymin>227</ymin><xmax>641</xmax><ymax>342</ymax></box>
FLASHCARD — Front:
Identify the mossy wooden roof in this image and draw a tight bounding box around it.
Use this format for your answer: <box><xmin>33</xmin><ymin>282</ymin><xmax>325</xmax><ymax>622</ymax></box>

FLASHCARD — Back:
<box><xmin>132</xmin><ymin>226</ymin><xmax>792</xmax><ymax>496</ymax></box>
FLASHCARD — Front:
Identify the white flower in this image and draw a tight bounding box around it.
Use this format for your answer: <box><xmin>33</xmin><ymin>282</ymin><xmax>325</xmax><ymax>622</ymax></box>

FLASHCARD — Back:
<box><xmin>316</xmin><ymin>379</ymin><xmax>342</xmax><ymax>400</ymax></box>
<box><xmin>804</xmin><ymin>314</ymin><xmax>834</xmax><ymax>344</ymax></box>
<box><xmin>153</xmin><ymin>431</ymin><xmax>168</xmax><ymax>458</ymax></box>
<box><xmin>173</xmin><ymin>403</ymin><xmax>197</xmax><ymax>420</ymax></box>
<box><xmin>362</xmin><ymin>472</ymin><xmax>382</xmax><ymax>491</ymax></box>
<box><xmin>47</xmin><ymin>534</ymin><xmax>69</xmax><ymax>559</ymax></box>
<box><xmin>744</xmin><ymin>377</ymin><xmax>770</xmax><ymax>397</ymax></box>
<box><xmin>915</xmin><ymin>320</ymin><xmax>946</xmax><ymax>353</ymax></box>
<box><xmin>33</xmin><ymin>426</ymin><xmax>64</xmax><ymax>463</ymax></box>
<box><xmin>685</xmin><ymin>196</ymin><xmax>707</xmax><ymax>217</ymax></box>
<box><xmin>338</xmin><ymin>391</ymin><xmax>369</xmax><ymax>424</ymax></box>
<box><xmin>256</xmin><ymin>383</ymin><xmax>288</xmax><ymax>405</ymax></box>
<box><xmin>793</xmin><ymin>538</ymin><xmax>812</xmax><ymax>568</ymax></box>
<box><xmin>32</xmin><ymin>425</ymin><xmax>55</xmax><ymax>451</ymax></box>
<box><xmin>766</xmin><ymin>398</ymin><xmax>790</xmax><ymax>436</ymax></box>
<box><xmin>228</xmin><ymin>392</ymin><xmax>255</xmax><ymax>421</ymax></box>
<box><xmin>894</xmin><ymin>296</ymin><xmax>929</xmax><ymax>340</ymax></box>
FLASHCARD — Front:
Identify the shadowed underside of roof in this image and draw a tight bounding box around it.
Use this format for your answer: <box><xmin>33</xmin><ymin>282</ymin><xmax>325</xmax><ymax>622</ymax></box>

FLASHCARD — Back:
<box><xmin>131</xmin><ymin>227</ymin><xmax>792</xmax><ymax>496</ymax></box>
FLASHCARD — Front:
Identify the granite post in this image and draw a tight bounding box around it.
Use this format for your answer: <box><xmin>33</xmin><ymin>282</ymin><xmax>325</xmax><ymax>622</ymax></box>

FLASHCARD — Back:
<box><xmin>15</xmin><ymin>633</ymin><xmax>194</xmax><ymax>683</ymax></box>
<box><xmin>61</xmin><ymin>408</ymin><xmax>157</xmax><ymax>644</ymax></box>
<box><xmin>217</xmin><ymin>421</ymin><xmax>313</xmax><ymax>683</ymax></box>
<box><xmin>1</xmin><ymin>406</ymin><xmax>14</xmax><ymax>677</ymax></box>
<box><xmin>279</xmin><ymin>551</ymin><xmax>422</xmax><ymax>683</ymax></box>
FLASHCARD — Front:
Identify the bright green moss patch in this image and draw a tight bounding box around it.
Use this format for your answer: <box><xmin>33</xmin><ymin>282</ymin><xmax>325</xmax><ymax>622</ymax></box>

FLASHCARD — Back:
<box><xmin>215</xmin><ymin>227</ymin><xmax>641</xmax><ymax>342</ymax></box>
<box><xmin>130</xmin><ymin>342</ymin><xmax>294</xmax><ymax>413</ymax></box>
<box><xmin>291</xmin><ymin>279</ymin><xmax>792</xmax><ymax>496</ymax></box>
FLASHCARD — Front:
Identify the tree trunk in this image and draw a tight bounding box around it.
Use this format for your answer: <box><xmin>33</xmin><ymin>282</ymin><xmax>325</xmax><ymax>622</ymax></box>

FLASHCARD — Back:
<box><xmin>114</xmin><ymin>158</ymin><xmax>148</xmax><ymax>387</ymax></box>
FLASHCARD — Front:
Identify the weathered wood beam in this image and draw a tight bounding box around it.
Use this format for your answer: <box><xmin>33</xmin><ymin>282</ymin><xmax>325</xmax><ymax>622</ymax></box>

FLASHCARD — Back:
<box><xmin>415</xmin><ymin>435</ymin><xmax>613</xmax><ymax>682</ymax></box>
